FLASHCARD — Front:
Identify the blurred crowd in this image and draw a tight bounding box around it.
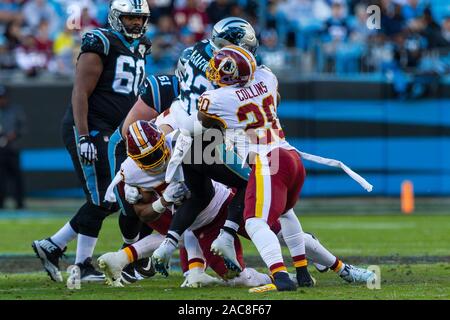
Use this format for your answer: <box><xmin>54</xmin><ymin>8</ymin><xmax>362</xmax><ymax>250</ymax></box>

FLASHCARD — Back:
<box><xmin>0</xmin><ymin>0</ymin><xmax>449</xmax><ymax>84</ymax></box>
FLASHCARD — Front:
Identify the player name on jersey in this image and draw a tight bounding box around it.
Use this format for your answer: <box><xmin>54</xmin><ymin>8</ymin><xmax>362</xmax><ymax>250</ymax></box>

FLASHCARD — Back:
<box><xmin>189</xmin><ymin>48</ymin><xmax>210</xmax><ymax>72</ymax></box>
<box><xmin>235</xmin><ymin>81</ymin><xmax>269</xmax><ymax>102</ymax></box>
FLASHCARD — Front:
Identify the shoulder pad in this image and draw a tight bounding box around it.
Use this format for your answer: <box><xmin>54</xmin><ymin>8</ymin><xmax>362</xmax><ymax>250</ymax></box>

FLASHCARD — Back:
<box><xmin>258</xmin><ymin>64</ymin><xmax>272</xmax><ymax>73</ymax></box>
<box><xmin>81</xmin><ymin>29</ymin><xmax>110</xmax><ymax>56</ymax></box>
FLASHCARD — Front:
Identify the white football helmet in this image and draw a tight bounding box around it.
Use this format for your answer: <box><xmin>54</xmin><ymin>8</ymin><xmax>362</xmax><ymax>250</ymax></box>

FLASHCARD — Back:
<box><xmin>108</xmin><ymin>0</ymin><xmax>150</xmax><ymax>39</ymax></box>
<box><xmin>211</xmin><ymin>17</ymin><xmax>259</xmax><ymax>55</ymax></box>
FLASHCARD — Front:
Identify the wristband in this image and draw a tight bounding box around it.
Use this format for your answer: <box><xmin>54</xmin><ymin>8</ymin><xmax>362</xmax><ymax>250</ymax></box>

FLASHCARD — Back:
<box><xmin>152</xmin><ymin>198</ymin><xmax>166</xmax><ymax>214</ymax></box>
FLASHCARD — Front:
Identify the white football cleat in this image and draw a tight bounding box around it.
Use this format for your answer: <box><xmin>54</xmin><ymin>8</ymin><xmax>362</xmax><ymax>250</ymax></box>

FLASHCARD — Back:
<box><xmin>339</xmin><ymin>264</ymin><xmax>377</xmax><ymax>284</ymax></box>
<box><xmin>210</xmin><ymin>229</ymin><xmax>242</xmax><ymax>273</ymax></box>
<box><xmin>181</xmin><ymin>268</ymin><xmax>222</xmax><ymax>288</ymax></box>
<box><xmin>152</xmin><ymin>238</ymin><xmax>177</xmax><ymax>277</ymax></box>
<box><xmin>97</xmin><ymin>251</ymin><xmax>128</xmax><ymax>287</ymax></box>
<box><xmin>225</xmin><ymin>268</ymin><xmax>272</xmax><ymax>287</ymax></box>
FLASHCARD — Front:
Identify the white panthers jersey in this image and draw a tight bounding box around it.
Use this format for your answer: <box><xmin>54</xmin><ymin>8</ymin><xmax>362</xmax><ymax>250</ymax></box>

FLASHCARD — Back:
<box><xmin>158</xmin><ymin>40</ymin><xmax>216</xmax><ymax>135</ymax></box>
<box><xmin>198</xmin><ymin>66</ymin><xmax>293</xmax><ymax>160</ymax></box>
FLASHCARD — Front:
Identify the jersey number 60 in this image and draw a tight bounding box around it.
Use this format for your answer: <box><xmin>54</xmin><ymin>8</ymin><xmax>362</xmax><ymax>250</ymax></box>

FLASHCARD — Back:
<box><xmin>113</xmin><ymin>55</ymin><xmax>145</xmax><ymax>95</ymax></box>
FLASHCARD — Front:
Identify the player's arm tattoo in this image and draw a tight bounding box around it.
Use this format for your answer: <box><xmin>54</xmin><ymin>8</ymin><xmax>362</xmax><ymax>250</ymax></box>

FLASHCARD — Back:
<box><xmin>72</xmin><ymin>53</ymin><xmax>104</xmax><ymax>136</ymax></box>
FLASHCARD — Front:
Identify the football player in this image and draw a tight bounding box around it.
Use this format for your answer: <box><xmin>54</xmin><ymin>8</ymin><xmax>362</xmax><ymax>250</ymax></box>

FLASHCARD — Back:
<box><xmin>99</xmin><ymin>121</ymin><xmax>272</xmax><ymax>288</ymax></box>
<box><xmin>107</xmin><ymin>73</ymin><xmax>179</xmax><ymax>283</ymax></box>
<box><xmin>175</xmin><ymin>45</ymin><xmax>314</xmax><ymax>291</ymax></box>
<box><xmin>155</xmin><ymin>17</ymin><xmax>260</xmax><ymax>255</ymax></box>
<box><xmin>32</xmin><ymin>0</ymin><xmax>151</xmax><ymax>282</ymax></box>
<box><xmin>102</xmin><ymin>121</ymin><xmax>375</xmax><ymax>288</ymax></box>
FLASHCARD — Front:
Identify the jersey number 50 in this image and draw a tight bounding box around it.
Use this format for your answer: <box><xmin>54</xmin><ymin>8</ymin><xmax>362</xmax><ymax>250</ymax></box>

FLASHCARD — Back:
<box><xmin>113</xmin><ymin>55</ymin><xmax>145</xmax><ymax>95</ymax></box>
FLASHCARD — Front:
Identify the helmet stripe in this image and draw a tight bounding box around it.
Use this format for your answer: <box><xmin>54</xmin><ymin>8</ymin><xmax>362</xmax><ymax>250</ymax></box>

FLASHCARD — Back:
<box><xmin>230</xmin><ymin>45</ymin><xmax>256</xmax><ymax>72</ymax></box>
<box><xmin>132</xmin><ymin>122</ymin><xmax>147</xmax><ymax>148</ymax></box>
<box><xmin>221</xmin><ymin>18</ymin><xmax>248</xmax><ymax>29</ymax></box>
<box><xmin>225</xmin><ymin>46</ymin><xmax>255</xmax><ymax>79</ymax></box>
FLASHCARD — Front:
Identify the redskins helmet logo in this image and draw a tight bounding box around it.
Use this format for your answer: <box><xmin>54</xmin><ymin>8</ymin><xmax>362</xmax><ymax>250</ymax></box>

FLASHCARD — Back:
<box><xmin>219</xmin><ymin>57</ymin><xmax>237</xmax><ymax>76</ymax></box>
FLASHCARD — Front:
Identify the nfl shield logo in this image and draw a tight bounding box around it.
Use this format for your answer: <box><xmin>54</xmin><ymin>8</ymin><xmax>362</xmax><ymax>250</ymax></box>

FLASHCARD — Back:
<box><xmin>138</xmin><ymin>44</ymin><xmax>146</xmax><ymax>57</ymax></box>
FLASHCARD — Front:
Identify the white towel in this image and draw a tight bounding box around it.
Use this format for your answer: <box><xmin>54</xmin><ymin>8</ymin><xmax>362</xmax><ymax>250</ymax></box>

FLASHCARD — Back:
<box><xmin>165</xmin><ymin>130</ymin><xmax>192</xmax><ymax>183</ymax></box>
<box><xmin>104</xmin><ymin>171</ymin><xmax>123</xmax><ymax>203</ymax></box>
<box><xmin>297</xmin><ymin>149</ymin><xmax>373</xmax><ymax>192</ymax></box>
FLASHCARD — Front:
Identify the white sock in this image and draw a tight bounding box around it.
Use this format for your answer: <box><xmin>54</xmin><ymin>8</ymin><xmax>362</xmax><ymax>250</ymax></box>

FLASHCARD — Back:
<box><xmin>303</xmin><ymin>233</ymin><xmax>337</xmax><ymax>267</ymax></box>
<box><xmin>184</xmin><ymin>230</ymin><xmax>205</xmax><ymax>263</ymax></box>
<box><xmin>75</xmin><ymin>234</ymin><xmax>98</xmax><ymax>264</ymax></box>
<box><xmin>279</xmin><ymin>209</ymin><xmax>306</xmax><ymax>259</ymax></box>
<box><xmin>245</xmin><ymin>218</ymin><xmax>285</xmax><ymax>272</ymax></box>
<box><xmin>50</xmin><ymin>222</ymin><xmax>77</xmax><ymax>250</ymax></box>
<box><xmin>131</xmin><ymin>233</ymin><xmax>165</xmax><ymax>260</ymax></box>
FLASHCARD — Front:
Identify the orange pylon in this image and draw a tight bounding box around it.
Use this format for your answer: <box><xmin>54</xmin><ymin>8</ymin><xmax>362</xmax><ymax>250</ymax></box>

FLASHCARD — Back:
<box><xmin>401</xmin><ymin>180</ymin><xmax>414</xmax><ymax>214</ymax></box>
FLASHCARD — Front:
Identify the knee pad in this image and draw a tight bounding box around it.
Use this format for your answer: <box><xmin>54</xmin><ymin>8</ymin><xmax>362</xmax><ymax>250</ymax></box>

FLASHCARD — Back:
<box><xmin>77</xmin><ymin>202</ymin><xmax>110</xmax><ymax>237</ymax></box>
<box><xmin>245</xmin><ymin>218</ymin><xmax>270</xmax><ymax>239</ymax></box>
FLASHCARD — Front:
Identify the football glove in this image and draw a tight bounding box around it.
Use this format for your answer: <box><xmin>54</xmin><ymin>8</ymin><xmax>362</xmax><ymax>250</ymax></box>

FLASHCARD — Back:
<box><xmin>78</xmin><ymin>135</ymin><xmax>97</xmax><ymax>165</ymax></box>
<box><xmin>162</xmin><ymin>181</ymin><xmax>191</xmax><ymax>206</ymax></box>
<box><xmin>124</xmin><ymin>184</ymin><xmax>142</xmax><ymax>204</ymax></box>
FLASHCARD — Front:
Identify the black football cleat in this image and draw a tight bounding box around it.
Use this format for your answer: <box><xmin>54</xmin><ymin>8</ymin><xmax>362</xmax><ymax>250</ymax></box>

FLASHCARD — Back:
<box><xmin>120</xmin><ymin>263</ymin><xmax>138</xmax><ymax>284</ymax></box>
<box><xmin>32</xmin><ymin>238</ymin><xmax>65</xmax><ymax>282</ymax></box>
<box><xmin>296</xmin><ymin>266</ymin><xmax>316</xmax><ymax>287</ymax></box>
<box><xmin>134</xmin><ymin>257</ymin><xmax>156</xmax><ymax>279</ymax></box>
<box><xmin>77</xmin><ymin>257</ymin><xmax>105</xmax><ymax>282</ymax></box>
<box><xmin>273</xmin><ymin>272</ymin><xmax>297</xmax><ymax>291</ymax></box>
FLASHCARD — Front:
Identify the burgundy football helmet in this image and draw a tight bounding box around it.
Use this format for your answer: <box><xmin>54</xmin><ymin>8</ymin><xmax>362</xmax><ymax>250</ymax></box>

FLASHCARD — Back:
<box><xmin>206</xmin><ymin>45</ymin><xmax>257</xmax><ymax>87</ymax></box>
<box><xmin>126</xmin><ymin>120</ymin><xmax>170</xmax><ymax>172</ymax></box>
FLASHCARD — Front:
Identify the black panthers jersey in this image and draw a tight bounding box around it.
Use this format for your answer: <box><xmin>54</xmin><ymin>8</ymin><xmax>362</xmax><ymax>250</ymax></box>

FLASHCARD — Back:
<box><xmin>64</xmin><ymin>28</ymin><xmax>150</xmax><ymax>131</ymax></box>
<box><xmin>178</xmin><ymin>40</ymin><xmax>216</xmax><ymax>115</ymax></box>
<box><xmin>140</xmin><ymin>74</ymin><xmax>179</xmax><ymax>113</ymax></box>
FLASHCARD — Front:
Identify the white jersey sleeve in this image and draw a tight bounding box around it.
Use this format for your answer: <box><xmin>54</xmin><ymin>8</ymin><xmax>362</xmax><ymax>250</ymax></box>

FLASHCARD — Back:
<box><xmin>120</xmin><ymin>157</ymin><xmax>167</xmax><ymax>192</ymax></box>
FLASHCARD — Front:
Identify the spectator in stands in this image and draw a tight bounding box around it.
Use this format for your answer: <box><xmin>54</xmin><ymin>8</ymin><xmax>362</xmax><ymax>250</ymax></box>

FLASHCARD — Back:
<box><xmin>22</xmin><ymin>0</ymin><xmax>60</xmax><ymax>39</ymax></box>
<box><xmin>174</xmin><ymin>0</ymin><xmax>209</xmax><ymax>41</ymax></box>
<box><xmin>276</xmin><ymin>0</ymin><xmax>330</xmax><ymax>49</ymax></box>
<box><xmin>380</xmin><ymin>0</ymin><xmax>405</xmax><ymax>38</ymax></box>
<box><xmin>0</xmin><ymin>0</ymin><xmax>23</xmax><ymax>25</ymax></box>
<box><xmin>442</xmin><ymin>16</ymin><xmax>450</xmax><ymax>44</ymax></box>
<box><xmin>49</xmin><ymin>25</ymin><xmax>79</xmax><ymax>76</ymax></box>
<box><xmin>402</xmin><ymin>0</ymin><xmax>425</xmax><ymax>22</ymax></box>
<box><xmin>34</xmin><ymin>20</ymin><xmax>53</xmax><ymax>60</ymax></box>
<box><xmin>147</xmin><ymin>0</ymin><xmax>174</xmax><ymax>24</ymax></box>
<box><xmin>3</xmin><ymin>18</ymin><xmax>22</xmax><ymax>51</ymax></box>
<box><xmin>179</xmin><ymin>25</ymin><xmax>196</xmax><ymax>48</ymax></box>
<box><xmin>0</xmin><ymin>84</ymin><xmax>26</xmax><ymax>210</ymax></box>
<box><xmin>1</xmin><ymin>19</ymin><xmax>23</xmax><ymax>69</ymax></box>
<box><xmin>320</xmin><ymin>0</ymin><xmax>357</xmax><ymax>73</ymax></box>
<box><xmin>206</xmin><ymin>0</ymin><xmax>234</xmax><ymax>24</ymax></box>
<box><xmin>79</xmin><ymin>6</ymin><xmax>100</xmax><ymax>32</ymax></box>
<box><xmin>15</xmin><ymin>32</ymin><xmax>49</xmax><ymax>77</ymax></box>
<box><xmin>419</xmin><ymin>8</ymin><xmax>448</xmax><ymax>49</ymax></box>
<box><xmin>258</xmin><ymin>28</ymin><xmax>287</xmax><ymax>71</ymax></box>
<box><xmin>351</xmin><ymin>3</ymin><xmax>377</xmax><ymax>43</ymax></box>
<box><xmin>145</xmin><ymin>15</ymin><xmax>181</xmax><ymax>75</ymax></box>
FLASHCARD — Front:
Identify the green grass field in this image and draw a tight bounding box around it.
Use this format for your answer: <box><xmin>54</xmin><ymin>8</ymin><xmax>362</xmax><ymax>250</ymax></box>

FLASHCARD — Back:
<box><xmin>0</xmin><ymin>212</ymin><xmax>449</xmax><ymax>300</ymax></box>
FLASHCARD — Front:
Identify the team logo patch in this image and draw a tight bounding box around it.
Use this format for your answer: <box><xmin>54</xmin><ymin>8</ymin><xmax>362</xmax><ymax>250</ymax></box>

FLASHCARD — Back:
<box><xmin>219</xmin><ymin>57</ymin><xmax>237</xmax><ymax>75</ymax></box>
